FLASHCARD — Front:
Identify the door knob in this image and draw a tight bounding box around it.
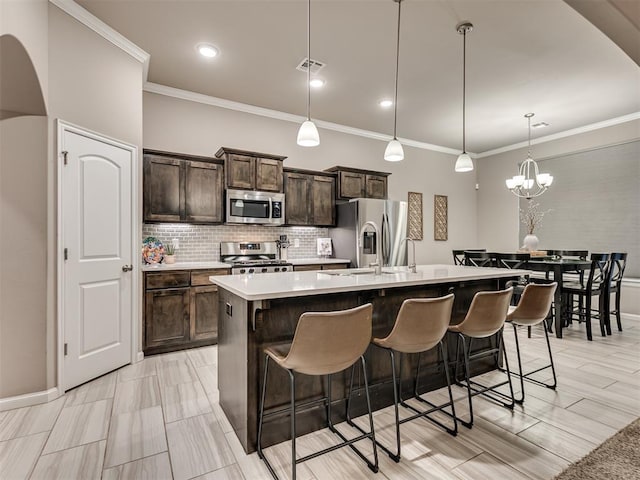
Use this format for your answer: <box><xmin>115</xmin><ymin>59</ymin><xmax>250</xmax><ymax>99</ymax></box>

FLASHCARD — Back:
<box><xmin>122</xmin><ymin>265</ymin><xmax>133</xmax><ymax>272</ymax></box>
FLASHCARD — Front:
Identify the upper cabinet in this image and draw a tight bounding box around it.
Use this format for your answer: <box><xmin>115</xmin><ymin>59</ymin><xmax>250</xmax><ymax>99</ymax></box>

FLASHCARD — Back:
<box><xmin>215</xmin><ymin>147</ymin><xmax>286</xmax><ymax>192</ymax></box>
<box><xmin>283</xmin><ymin>169</ymin><xmax>336</xmax><ymax>226</ymax></box>
<box><xmin>143</xmin><ymin>150</ymin><xmax>224</xmax><ymax>224</ymax></box>
<box><xmin>325</xmin><ymin>166</ymin><xmax>390</xmax><ymax>200</ymax></box>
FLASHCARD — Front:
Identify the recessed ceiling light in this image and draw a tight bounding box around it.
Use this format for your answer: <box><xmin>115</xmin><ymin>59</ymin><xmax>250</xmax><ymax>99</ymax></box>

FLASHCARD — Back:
<box><xmin>532</xmin><ymin>122</ymin><xmax>549</xmax><ymax>129</ymax></box>
<box><xmin>309</xmin><ymin>78</ymin><xmax>325</xmax><ymax>88</ymax></box>
<box><xmin>379</xmin><ymin>99</ymin><xmax>393</xmax><ymax>108</ymax></box>
<box><xmin>197</xmin><ymin>43</ymin><xmax>219</xmax><ymax>58</ymax></box>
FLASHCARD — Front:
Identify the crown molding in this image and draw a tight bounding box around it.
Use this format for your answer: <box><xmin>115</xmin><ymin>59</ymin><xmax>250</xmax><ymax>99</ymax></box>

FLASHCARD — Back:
<box><xmin>143</xmin><ymin>82</ymin><xmax>461</xmax><ymax>156</ymax></box>
<box><xmin>475</xmin><ymin>111</ymin><xmax>640</xmax><ymax>158</ymax></box>
<box><xmin>49</xmin><ymin>0</ymin><xmax>150</xmax><ymax>78</ymax></box>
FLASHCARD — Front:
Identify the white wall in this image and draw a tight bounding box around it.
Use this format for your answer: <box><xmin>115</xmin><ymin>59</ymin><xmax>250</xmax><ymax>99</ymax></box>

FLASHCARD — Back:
<box><xmin>0</xmin><ymin>0</ymin><xmax>49</xmax><ymax>398</ymax></box>
<box><xmin>143</xmin><ymin>92</ymin><xmax>479</xmax><ymax>265</ymax></box>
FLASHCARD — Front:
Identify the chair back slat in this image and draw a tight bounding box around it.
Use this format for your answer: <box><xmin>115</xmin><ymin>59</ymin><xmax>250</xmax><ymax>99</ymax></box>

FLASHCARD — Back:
<box><xmin>609</xmin><ymin>252</ymin><xmax>627</xmax><ymax>285</ymax></box>
<box><xmin>585</xmin><ymin>253</ymin><xmax>610</xmax><ymax>289</ymax></box>
<box><xmin>453</xmin><ymin>249</ymin><xmax>485</xmax><ymax>265</ymax></box>
<box><xmin>464</xmin><ymin>251</ymin><xmax>494</xmax><ymax>267</ymax></box>
<box><xmin>495</xmin><ymin>252</ymin><xmax>530</xmax><ymax>269</ymax></box>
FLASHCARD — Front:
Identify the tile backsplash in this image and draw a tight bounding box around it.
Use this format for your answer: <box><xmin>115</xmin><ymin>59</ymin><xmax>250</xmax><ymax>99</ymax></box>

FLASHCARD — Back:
<box><xmin>142</xmin><ymin>224</ymin><xmax>329</xmax><ymax>262</ymax></box>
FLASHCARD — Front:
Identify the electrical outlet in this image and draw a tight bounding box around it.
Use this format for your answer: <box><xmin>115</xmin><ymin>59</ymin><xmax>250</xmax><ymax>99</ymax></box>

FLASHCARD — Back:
<box><xmin>294</xmin><ymin>238</ymin><xmax>300</xmax><ymax>248</ymax></box>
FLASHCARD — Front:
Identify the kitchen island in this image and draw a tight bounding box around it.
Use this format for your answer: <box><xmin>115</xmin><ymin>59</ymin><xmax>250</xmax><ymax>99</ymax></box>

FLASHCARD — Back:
<box><xmin>210</xmin><ymin>264</ymin><xmax>527</xmax><ymax>453</ymax></box>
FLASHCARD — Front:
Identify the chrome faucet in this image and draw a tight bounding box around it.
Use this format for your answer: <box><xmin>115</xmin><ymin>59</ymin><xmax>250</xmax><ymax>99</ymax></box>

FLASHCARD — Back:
<box><xmin>403</xmin><ymin>237</ymin><xmax>417</xmax><ymax>273</ymax></box>
<box><xmin>361</xmin><ymin>221</ymin><xmax>382</xmax><ymax>275</ymax></box>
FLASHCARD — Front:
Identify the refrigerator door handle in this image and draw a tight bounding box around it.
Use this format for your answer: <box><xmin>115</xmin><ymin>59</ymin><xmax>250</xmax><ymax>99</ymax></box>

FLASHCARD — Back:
<box><xmin>382</xmin><ymin>213</ymin><xmax>391</xmax><ymax>266</ymax></box>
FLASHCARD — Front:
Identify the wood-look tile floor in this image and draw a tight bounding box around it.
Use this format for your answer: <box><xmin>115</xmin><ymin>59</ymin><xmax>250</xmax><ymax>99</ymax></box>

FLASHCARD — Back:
<box><xmin>1</xmin><ymin>314</ymin><xmax>639</xmax><ymax>479</ymax></box>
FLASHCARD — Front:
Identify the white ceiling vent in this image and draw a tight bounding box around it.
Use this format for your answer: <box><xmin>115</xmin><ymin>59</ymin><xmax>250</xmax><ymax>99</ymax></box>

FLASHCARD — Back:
<box><xmin>296</xmin><ymin>58</ymin><xmax>326</xmax><ymax>75</ymax></box>
<box><xmin>532</xmin><ymin>122</ymin><xmax>550</xmax><ymax>129</ymax></box>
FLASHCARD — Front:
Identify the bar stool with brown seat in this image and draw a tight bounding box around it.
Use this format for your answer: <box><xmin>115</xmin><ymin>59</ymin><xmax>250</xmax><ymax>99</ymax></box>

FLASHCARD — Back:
<box><xmin>447</xmin><ymin>287</ymin><xmax>515</xmax><ymax>428</ymax></box>
<box><xmin>368</xmin><ymin>294</ymin><xmax>457</xmax><ymax>462</ymax></box>
<box><xmin>257</xmin><ymin>304</ymin><xmax>378</xmax><ymax>480</ymax></box>
<box><xmin>505</xmin><ymin>282</ymin><xmax>558</xmax><ymax>403</ymax></box>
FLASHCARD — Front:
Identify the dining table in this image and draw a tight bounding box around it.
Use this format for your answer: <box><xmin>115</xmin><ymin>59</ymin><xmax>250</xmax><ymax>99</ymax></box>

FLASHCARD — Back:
<box><xmin>527</xmin><ymin>258</ymin><xmax>593</xmax><ymax>338</ymax></box>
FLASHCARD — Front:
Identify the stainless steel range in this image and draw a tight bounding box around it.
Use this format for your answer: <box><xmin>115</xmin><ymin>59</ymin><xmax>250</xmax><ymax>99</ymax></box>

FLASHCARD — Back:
<box><xmin>221</xmin><ymin>241</ymin><xmax>293</xmax><ymax>275</ymax></box>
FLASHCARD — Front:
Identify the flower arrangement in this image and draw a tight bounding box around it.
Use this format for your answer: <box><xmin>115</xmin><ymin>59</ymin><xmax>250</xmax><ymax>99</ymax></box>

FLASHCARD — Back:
<box><xmin>520</xmin><ymin>201</ymin><xmax>552</xmax><ymax>235</ymax></box>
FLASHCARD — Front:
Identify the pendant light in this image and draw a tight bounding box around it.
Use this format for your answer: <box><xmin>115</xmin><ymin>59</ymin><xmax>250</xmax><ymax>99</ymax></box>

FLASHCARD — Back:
<box><xmin>297</xmin><ymin>0</ymin><xmax>320</xmax><ymax>147</ymax></box>
<box><xmin>505</xmin><ymin>113</ymin><xmax>554</xmax><ymax>199</ymax></box>
<box><xmin>384</xmin><ymin>0</ymin><xmax>404</xmax><ymax>162</ymax></box>
<box><xmin>454</xmin><ymin>22</ymin><xmax>474</xmax><ymax>173</ymax></box>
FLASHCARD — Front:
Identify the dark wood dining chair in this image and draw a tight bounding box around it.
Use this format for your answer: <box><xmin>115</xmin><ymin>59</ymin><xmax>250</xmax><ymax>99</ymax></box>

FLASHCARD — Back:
<box><xmin>464</xmin><ymin>251</ymin><xmax>494</xmax><ymax>267</ymax></box>
<box><xmin>606</xmin><ymin>253</ymin><xmax>627</xmax><ymax>334</ymax></box>
<box><xmin>453</xmin><ymin>249</ymin><xmax>486</xmax><ymax>265</ymax></box>
<box><xmin>561</xmin><ymin>253</ymin><xmax>610</xmax><ymax>341</ymax></box>
<box><xmin>496</xmin><ymin>253</ymin><xmax>531</xmax><ymax>305</ymax></box>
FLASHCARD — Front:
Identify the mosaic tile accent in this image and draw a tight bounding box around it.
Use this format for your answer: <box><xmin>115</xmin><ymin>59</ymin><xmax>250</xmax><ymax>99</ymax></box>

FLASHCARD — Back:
<box><xmin>142</xmin><ymin>224</ymin><xmax>329</xmax><ymax>263</ymax></box>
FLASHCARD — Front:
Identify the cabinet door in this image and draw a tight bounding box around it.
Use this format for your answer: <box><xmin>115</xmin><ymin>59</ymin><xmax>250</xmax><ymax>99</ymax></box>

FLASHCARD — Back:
<box><xmin>339</xmin><ymin>171</ymin><xmax>366</xmax><ymax>199</ymax></box>
<box><xmin>293</xmin><ymin>264</ymin><xmax>322</xmax><ymax>271</ymax></box>
<box><xmin>145</xmin><ymin>287</ymin><xmax>190</xmax><ymax>351</ymax></box>
<box><xmin>312</xmin><ymin>175</ymin><xmax>335</xmax><ymax>226</ymax></box>
<box><xmin>185</xmin><ymin>161</ymin><xmax>224</xmax><ymax>223</ymax></box>
<box><xmin>227</xmin><ymin>154</ymin><xmax>255</xmax><ymax>190</ymax></box>
<box><xmin>190</xmin><ymin>285</ymin><xmax>219</xmax><ymax>341</ymax></box>
<box><xmin>365</xmin><ymin>174</ymin><xmax>387</xmax><ymax>199</ymax></box>
<box><xmin>256</xmin><ymin>158</ymin><xmax>283</xmax><ymax>192</ymax></box>
<box><xmin>143</xmin><ymin>155</ymin><xmax>184</xmax><ymax>222</ymax></box>
<box><xmin>284</xmin><ymin>172</ymin><xmax>311</xmax><ymax>225</ymax></box>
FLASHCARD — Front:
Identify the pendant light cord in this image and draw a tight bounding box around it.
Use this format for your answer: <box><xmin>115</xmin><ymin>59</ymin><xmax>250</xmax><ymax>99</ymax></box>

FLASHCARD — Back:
<box><xmin>306</xmin><ymin>0</ymin><xmax>311</xmax><ymax>122</ymax></box>
<box><xmin>392</xmin><ymin>0</ymin><xmax>402</xmax><ymax>140</ymax></box>
<box><xmin>461</xmin><ymin>28</ymin><xmax>466</xmax><ymax>154</ymax></box>
<box><xmin>527</xmin><ymin>114</ymin><xmax>532</xmax><ymax>157</ymax></box>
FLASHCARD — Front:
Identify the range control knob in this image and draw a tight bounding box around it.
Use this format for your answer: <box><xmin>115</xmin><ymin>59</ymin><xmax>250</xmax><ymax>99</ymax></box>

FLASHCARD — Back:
<box><xmin>248</xmin><ymin>268</ymin><xmax>255</xmax><ymax>274</ymax></box>
<box><xmin>239</xmin><ymin>268</ymin><xmax>246</xmax><ymax>274</ymax></box>
<box><xmin>281</xmin><ymin>266</ymin><xmax>289</xmax><ymax>272</ymax></box>
<box><xmin>274</xmin><ymin>267</ymin><xmax>280</xmax><ymax>272</ymax></box>
<box><xmin>261</xmin><ymin>267</ymin><xmax>268</xmax><ymax>273</ymax></box>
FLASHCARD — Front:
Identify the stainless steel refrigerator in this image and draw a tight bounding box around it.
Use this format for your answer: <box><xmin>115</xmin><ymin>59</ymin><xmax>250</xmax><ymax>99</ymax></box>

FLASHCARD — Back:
<box><xmin>329</xmin><ymin>199</ymin><xmax>408</xmax><ymax>268</ymax></box>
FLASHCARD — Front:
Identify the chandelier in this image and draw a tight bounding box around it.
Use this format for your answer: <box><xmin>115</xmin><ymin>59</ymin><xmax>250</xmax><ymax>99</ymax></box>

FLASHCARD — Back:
<box><xmin>506</xmin><ymin>113</ymin><xmax>553</xmax><ymax>199</ymax></box>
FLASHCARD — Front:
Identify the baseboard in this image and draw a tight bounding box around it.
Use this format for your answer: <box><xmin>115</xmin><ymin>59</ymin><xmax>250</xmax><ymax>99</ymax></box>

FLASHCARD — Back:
<box><xmin>0</xmin><ymin>387</ymin><xmax>60</xmax><ymax>412</ymax></box>
<box><xmin>136</xmin><ymin>351</ymin><xmax>145</xmax><ymax>362</ymax></box>
<box><xmin>621</xmin><ymin>313</ymin><xmax>640</xmax><ymax>321</ymax></box>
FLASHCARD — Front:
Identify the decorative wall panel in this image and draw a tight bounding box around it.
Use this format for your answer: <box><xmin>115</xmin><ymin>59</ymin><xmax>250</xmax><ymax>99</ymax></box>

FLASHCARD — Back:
<box><xmin>407</xmin><ymin>192</ymin><xmax>423</xmax><ymax>240</ymax></box>
<box><xmin>434</xmin><ymin>195</ymin><xmax>448</xmax><ymax>241</ymax></box>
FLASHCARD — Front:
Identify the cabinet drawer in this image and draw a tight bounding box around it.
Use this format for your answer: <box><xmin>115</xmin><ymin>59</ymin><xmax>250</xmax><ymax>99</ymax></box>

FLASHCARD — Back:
<box><xmin>294</xmin><ymin>264</ymin><xmax>322</xmax><ymax>271</ymax></box>
<box><xmin>191</xmin><ymin>269</ymin><xmax>229</xmax><ymax>286</ymax></box>
<box><xmin>146</xmin><ymin>271</ymin><xmax>190</xmax><ymax>289</ymax></box>
<box><xmin>322</xmin><ymin>263</ymin><xmax>350</xmax><ymax>270</ymax></box>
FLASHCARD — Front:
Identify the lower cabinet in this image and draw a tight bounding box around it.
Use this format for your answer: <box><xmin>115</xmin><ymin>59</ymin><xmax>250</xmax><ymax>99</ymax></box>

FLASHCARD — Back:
<box><xmin>293</xmin><ymin>263</ymin><xmax>350</xmax><ymax>272</ymax></box>
<box><xmin>144</xmin><ymin>269</ymin><xmax>229</xmax><ymax>355</ymax></box>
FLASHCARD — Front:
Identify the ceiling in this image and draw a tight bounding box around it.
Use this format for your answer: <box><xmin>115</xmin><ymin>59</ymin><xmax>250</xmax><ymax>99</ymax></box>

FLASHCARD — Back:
<box><xmin>76</xmin><ymin>0</ymin><xmax>640</xmax><ymax>154</ymax></box>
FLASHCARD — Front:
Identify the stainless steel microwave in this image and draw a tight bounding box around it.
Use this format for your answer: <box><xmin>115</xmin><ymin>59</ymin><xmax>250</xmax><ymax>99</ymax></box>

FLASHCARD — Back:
<box><xmin>226</xmin><ymin>189</ymin><xmax>285</xmax><ymax>225</ymax></box>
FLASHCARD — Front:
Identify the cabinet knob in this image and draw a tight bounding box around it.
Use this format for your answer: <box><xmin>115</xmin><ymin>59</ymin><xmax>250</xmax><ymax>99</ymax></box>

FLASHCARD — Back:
<box><xmin>122</xmin><ymin>264</ymin><xmax>134</xmax><ymax>272</ymax></box>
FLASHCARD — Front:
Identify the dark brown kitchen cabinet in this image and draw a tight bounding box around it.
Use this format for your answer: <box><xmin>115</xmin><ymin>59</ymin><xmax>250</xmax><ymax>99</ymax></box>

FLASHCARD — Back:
<box><xmin>143</xmin><ymin>155</ymin><xmax>183</xmax><ymax>222</ymax></box>
<box><xmin>145</xmin><ymin>287</ymin><xmax>191</xmax><ymax>351</ymax></box>
<box><xmin>283</xmin><ymin>169</ymin><xmax>336</xmax><ymax>226</ymax></box>
<box><xmin>143</xmin><ymin>150</ymin><xmax>224</xmax><ymax>224</ymax></box>
<box><xmin>216</xmin><ymin>147</ymin><xmax>286</xmax><ymax>192</ymax></box>
<box><xmin>143</xmin><ymin>268</ymin><xmax>230</xmax><ymax>355</ymax></box>
<box><xmin>325</xmin><ymin>166</ymin><xmax>390</xmax><ymax>200</ymax></box>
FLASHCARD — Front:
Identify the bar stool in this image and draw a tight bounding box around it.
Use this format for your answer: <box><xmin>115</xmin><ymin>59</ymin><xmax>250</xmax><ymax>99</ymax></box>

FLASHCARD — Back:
<box><xmin>505</xmin><ymin>282</ymin><xmax>558</xmax><ymax>403</ymax></box>
<box><xmin>257</xmin><ymin>304</ymin><xmax>378</xmax><ymax>480</ymax></box>
<box><xmin>447</xmin><ymin>287</ymin><xmax>515</xmax><ymax>428</ymax></box>
<box><xmin>368</xmin><ymin>294</ymin><xmax>456</xmax><ymax>462</ymax></box>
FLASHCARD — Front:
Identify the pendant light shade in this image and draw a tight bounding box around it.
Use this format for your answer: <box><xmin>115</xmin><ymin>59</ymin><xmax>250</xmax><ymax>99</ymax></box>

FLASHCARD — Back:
<box><xmin>384</xmin><ymin>0</ymin><xmax>404</xmax><ymax>162</ymax></box>
<box><xmin>455</xmin><ymin>21</ymin><xmax>473</xmax><ymax>173</ymax></box>
<box><xmin>384</xmin><ymin>139</ymin><xmax>404</xmax><ymax>162</ymax></box>
<box><xmin>455</xmin><ymin>152</ymin><xmax>473</xmax><ymax>172</ymax></box>
<box><xmin>297</xmin><ymin>0</ymin><xmax>319</xmax><ymax>147</ymax></box>
<box><xmin>297</xmin><ymin>120</ymin><xmax>320</xmax><ymax>147</ymax></box>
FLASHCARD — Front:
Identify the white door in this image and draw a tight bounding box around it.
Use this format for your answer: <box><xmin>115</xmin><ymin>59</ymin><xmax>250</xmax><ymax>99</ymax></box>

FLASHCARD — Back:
<box><xmin>60</xmin><ymin>124</ymin><xmax>134</xmax><ymax>391</ymax></box>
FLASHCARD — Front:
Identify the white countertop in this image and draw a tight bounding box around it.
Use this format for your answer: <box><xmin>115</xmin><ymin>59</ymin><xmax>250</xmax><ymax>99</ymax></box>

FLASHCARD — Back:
<box><xmin>209</xmin><ymin>264</ymin><xmax>529</xmax><ymax>301</ymax></box>
<box><xmin>141</xmin><ymin>258</ymin><xmax>350</xmax><ymax>271</ymax></box>
<box><xmin>142</xmin><ymin>261</ymin><xmax>232</xmax><ymax>272</ymax></box>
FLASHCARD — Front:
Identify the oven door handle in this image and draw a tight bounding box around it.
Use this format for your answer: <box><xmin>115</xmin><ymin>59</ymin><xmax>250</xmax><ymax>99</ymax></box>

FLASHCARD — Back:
<box><xmin>268</xmin><ymin>197</ymin><xmax>273</xmax><ymax>220</ymax></box>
